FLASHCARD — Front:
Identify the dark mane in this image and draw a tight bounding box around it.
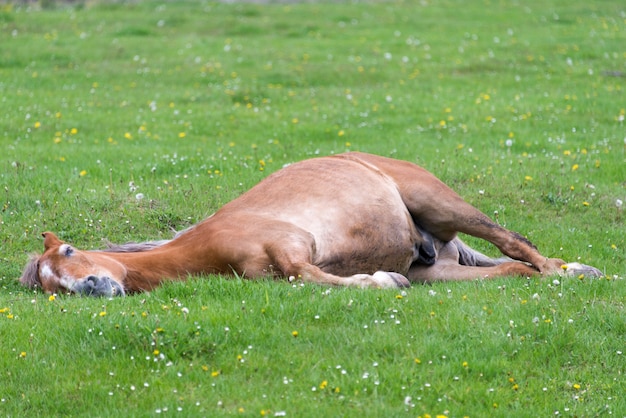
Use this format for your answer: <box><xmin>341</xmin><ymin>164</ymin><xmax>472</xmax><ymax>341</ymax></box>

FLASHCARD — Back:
<box><xmin>20</xmin><ymin>254</ymin><xmax>41</xmax><ymax>288</ymax></box>
<box><xmin>100</xmin><ymin>225</ymin><xmax>195</xmax><ymax>253</ymax></box>
<box><xmin>102</xmin><ymin>240</ymin><xmax>171</xmax><ymax>253</ymax></box>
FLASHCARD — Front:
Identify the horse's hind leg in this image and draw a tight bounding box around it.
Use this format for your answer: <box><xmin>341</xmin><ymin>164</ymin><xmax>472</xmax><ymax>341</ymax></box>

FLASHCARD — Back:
<box><xmin>408</xmin><ymin>240</ymin><xmax>538</xmax><ymax>283</ymax></box>
<box><xmin>351</xmin><ymin>154</ymin><xmax>568</xmax><ymax>275</ymax></box>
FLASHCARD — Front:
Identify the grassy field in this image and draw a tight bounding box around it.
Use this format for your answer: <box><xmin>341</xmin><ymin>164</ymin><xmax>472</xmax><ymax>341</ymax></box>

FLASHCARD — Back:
<box><xmin>1</xmin><ymin>0</ymin><xmax>625</xmax><ymax>416</ymax></box>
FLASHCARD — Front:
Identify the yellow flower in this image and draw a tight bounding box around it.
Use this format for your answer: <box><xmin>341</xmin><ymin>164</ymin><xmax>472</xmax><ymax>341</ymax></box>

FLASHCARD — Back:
<box><xmin>153</xmin><ymin>349</ymin><xmax>160</xmax><ymax>356</ymax></box>
<box><xmin>524</xmin><ymin>175</ymin><xmax>533</xmax><ymax>181</ymax></box>
<box><xmin>319</xmin><ymin>380</ymin><xmax>328</xmax><ymax>389</ymax></box>
<box><xmin>395</xmin><ymin>294</ymin><xmax>403</xmax><ymax>299</ymax></box>
<box><xmin>79</xmin><ymin>170</ymin><xmax>87</xmax><ymax>177</ymax></box>
<box><xmin>338</xmin><ymin>130</ymin><xmax>345</xmax><ymax>137</ymax></box>
<box><xmin>582</xmin><ymin>201</ymin><xmax>590</xmax><ymax>206</ymax></box>
<box><xmin>19</xmin><ymin>352</ymin><xmax>26</xmax><ymax>358</ymax></box>
<box><xmin>572</xmin><ymin>164</ymin><xmax>579</xmax><ymax>171</ymax></box>
<box><xmin>99</xmin><ymin>311</ymin><xmax>106</xmax><ymax>317</ymax></box>
<box><xmin>7</xmin><ymin>314</ymin><xmax>14</xmax><ymax>319</ymax></box>
<box><xmin>573</xmin><ymin>383</ymin><xmax>581</xmax><ymax>390</ymax></box>
<box><xmin>462</xmin><ymin>361</ymin><xmax>468</xmax><ymax>368</ymax></box>
<box><xmin>292</xmin><ymin>118</ymin><xmax>299</xmax><ymax>124</ymax></box>
<box><xmin>201</xmin><ymin>365</ymin><xmax>209</xmax><ymax>371</ymax></box>
<box><xmin>211</xmin><ymin>370</ymin><xmax>220</xmax><ymax>377</ymax></box>
<box><xmin>178</xmin><ymin>132</ymin><xmax>186</xmax><ymax>138</ymax></box>
<box><xmin>48</xmin><ymin>295</ymin><xmax>56</xmax><ymax>302</ymax></box>
<box><xmin>70</xmin><ymin>128</ymin><xmax>78</xmax><ymax>135</ymax></box>
<box><xmin>291</xmin><ymin>330</ymin><xmax>299</xmax><ymax>337</ymax></box>
<box><xmin>414</xmin><ymin>358</ymin><xmax>421</xmax><ymax>364</ymax></box>
<box><xmin>34</xmin><ymin>121</ymin><xmax>41</xmax><ymax>129</ymax></box>
<box><xmin>124</xmin><ymin>132</ymin><xmax>132</xmax><ymax>140</ymax></box>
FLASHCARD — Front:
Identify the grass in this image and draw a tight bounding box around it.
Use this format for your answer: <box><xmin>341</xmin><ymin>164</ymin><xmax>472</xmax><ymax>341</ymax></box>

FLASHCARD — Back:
<box><xmin>1</xmin><ymin>0</ymin><xmax>625</xmax><ymax>416</ymax></box>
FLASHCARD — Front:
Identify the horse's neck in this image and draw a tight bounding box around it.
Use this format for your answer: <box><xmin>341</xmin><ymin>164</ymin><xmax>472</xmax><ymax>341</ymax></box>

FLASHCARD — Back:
<box><xmin>106</xmin><ymin>232</ymin><xmax>221</xmax><ymax>291</ymax></box>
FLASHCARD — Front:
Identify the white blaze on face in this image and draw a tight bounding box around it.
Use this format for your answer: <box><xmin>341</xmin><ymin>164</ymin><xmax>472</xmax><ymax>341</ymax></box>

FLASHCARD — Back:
<box><xmin>39</xmin><ymin>260</ymin><xmax>78</xmax><ymax>292</ymax></box>
<box><xmin>39</xmin><ymin>261</ymin><xmax>55</xmax><ymax>281</ymax></box>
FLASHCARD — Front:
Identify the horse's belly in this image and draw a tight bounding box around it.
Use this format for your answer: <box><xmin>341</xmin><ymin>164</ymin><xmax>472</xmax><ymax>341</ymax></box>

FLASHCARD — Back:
<box><xmin>312</xmin><ymin>210</ymin><xmax>418</xmax><ymax>276</ymax></box>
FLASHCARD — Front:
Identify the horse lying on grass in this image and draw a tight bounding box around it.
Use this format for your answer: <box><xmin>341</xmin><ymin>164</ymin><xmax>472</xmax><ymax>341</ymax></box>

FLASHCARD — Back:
<box><xmin>20</xmin><ymin>152</ymin><xmax>602</xmax><ymax>297</ymax></box>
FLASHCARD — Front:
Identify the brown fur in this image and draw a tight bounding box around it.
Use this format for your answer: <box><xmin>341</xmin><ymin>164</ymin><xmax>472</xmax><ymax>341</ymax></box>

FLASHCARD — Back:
<box><xmin>19</xmin><ymin>152</ymin><xmax>601</xmax><ymax>295</ymax></box>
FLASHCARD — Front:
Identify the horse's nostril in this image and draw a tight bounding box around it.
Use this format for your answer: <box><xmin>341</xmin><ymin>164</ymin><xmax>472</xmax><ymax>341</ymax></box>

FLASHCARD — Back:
<box><xmin>86</xmin><ymin>275</ymin><xmax>99</xmax><ymax>283</ymax></box>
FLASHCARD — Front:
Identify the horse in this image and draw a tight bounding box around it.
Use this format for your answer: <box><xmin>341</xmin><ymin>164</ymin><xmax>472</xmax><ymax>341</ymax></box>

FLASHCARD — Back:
<box><xmin>19</xmin><ymin>152</ymin><xmax>602</xmax><ymax>297</ymax></box>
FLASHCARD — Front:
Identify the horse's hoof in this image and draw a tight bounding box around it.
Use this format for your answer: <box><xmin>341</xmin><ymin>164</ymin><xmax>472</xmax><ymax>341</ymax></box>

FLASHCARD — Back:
<box><xmin>372</xmin><ymin>271</ymin><xmax>411</xmax><ymax>288</ymax></box>
<box><xmin>561</xmin><ymin>262</ymin><xmax>603</xmax><ymax>278</ymax></box>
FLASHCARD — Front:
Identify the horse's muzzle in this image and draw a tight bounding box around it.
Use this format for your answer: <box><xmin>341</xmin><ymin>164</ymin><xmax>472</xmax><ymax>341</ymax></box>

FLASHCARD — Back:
<box><xmin>72</xmin><ymin>275</ymin><xmax>126</xmax><ymax>297</ymax></box>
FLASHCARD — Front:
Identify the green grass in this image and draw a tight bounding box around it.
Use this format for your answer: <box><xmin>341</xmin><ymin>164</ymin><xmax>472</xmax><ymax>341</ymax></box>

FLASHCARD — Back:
<box><xmin>1</xmin><ymin>0</ymin><xmax>625</xmax><ymax>416</ymax></box>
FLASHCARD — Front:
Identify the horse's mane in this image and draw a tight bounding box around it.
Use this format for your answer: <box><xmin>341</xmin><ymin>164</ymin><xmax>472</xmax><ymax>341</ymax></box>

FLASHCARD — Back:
<box><xmin>20</xmin><ymin>254</ymin><xmax>41</xmax><ymax>288</ymax></box>
<box><xmin>100</xmin><ymin>225</ymin><xmax>195</xmax><ymax>253</ymax></box>
<box><xmin>102</xmin><ymin>240</ymin><xmax>171</xmax><ymax>253</ymax></box>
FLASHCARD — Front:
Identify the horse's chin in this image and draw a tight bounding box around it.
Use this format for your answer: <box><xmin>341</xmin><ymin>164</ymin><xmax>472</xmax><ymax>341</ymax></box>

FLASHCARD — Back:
<box><xmin>71</xmin><ymin>275</ymin><xmax>126</xmax><ymax>297</ymax></box>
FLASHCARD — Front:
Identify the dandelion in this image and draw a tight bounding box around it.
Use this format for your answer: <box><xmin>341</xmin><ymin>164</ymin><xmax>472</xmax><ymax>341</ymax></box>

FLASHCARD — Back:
<box><xmin>582</xmin><ymin>201</ymin><xmax>589</xmax><ymax>206</ymax></box>
<box><xmin>319</xmin><ymin>380</ymin><xmax>328</xmax><ymax>389</ymax></box>
<box><xmin>338</xmin><ymin>130</ymin><xmax>345</xmax><ymax>137</ymax></box>
<box><xmin>70</xmin><ymin>128</ymin><xmax>78</xmax><ymax>135</ymax></box>
<box><xmin>462</xmin><ymin>361</ymin><xmax>468</xmax><ymax>368</ymax></box>
<box><xmin>19</xmin><ymin>352</ymin><xmax>26</xmax><ymax>358</ymax></box>
<box><xmin>34</xmin><ymin>121</ymin><xmax>41</xmax><ymax>129</ymax></box>
<box><xmin>211</xmin><ymin>371</ymin><xmax>220</xmax><ymax>377</ymax></box>
<box><xmin>573</xmin><ymin>383</ymin><xmax>581</xmax><ymax>390</ymax></box>
<box><xmin>572</xmin><ymin>164</ymin><xmax>579</xmax><ymax>171</ymax></box>
<box><xmin>124</xmin><ymin>132</ymin><xmax>132</xmax><ymax>140</ymax></box>
<box><xmin>415</xmin><ymin>358</ymin><xmax>421</xmax><ymax>364</ymax></box>
<box><xmin>48</xmin><ymin>295</ymin><xmax>56</xmax><ymax>302</ymax></box>
<box><xmin>524</xmin><ymin>175</ymin><xmax>533</xmax><ymax>181</ymax></box>
<box><xmin>291</xmin><ymin>330</ymin><xmax>298</xmax><ymax>337</ymax></box>
<box><xmin>99</xmin><ymin>311</ymin><xmax>106</xmax><ymax>317</ymax></box>
<box><xmin>79</xmin><ymin>170</ymin><xmax>87</xmax><ymax>177</ymax></box>
<box><xmin>178</xmin><ymin>132</ymin><xmax>186</xmax><ymax>138</ymax></box>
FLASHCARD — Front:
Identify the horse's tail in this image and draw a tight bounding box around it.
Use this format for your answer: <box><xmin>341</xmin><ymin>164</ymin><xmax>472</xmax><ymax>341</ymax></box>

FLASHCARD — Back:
<box><xmin>453</xmin><ymin>238</ymin><xmax>511</xmax><ymax>267</ymax></box>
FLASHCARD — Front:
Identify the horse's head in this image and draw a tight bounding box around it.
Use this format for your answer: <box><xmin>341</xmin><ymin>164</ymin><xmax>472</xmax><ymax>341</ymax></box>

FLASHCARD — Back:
<box><xmin>20</xmin><ymin>232</ymin><xmax>126</xmax><ymax>297</ymax></box>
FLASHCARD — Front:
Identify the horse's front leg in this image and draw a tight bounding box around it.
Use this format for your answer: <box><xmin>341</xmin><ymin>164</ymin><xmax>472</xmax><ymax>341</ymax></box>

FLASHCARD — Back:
<box><xmin>230</xmin><ymin>221</ymin><xmax>410</xmax><ymax>289</ymax></box>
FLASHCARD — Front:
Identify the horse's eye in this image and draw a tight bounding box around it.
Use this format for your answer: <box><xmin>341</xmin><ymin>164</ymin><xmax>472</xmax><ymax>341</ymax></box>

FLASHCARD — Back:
<box><xmin>64</xmin><ymin>246</ymin><xmax>74</xmax><ymax>257</ymax></box>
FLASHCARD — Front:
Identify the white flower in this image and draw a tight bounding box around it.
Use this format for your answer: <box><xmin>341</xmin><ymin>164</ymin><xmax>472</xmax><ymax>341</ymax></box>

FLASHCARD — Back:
<box><xmin>616</xmin><ymin>199</ymin><xmax>623</xmax><ymax>208</ymax></box>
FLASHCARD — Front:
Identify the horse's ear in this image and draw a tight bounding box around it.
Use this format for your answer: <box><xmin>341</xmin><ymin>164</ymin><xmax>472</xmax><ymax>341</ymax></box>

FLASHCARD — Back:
<box><xmin>42</xmin><ymin>232</ymin><xmax>63</xmax><ymax>251</ymax></box>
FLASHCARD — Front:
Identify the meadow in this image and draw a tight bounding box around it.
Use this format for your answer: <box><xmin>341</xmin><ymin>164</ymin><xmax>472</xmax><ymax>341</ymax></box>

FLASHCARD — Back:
<box><xmin>1</xmin><ymin>0</ymin><xmax>625</xmax><ymax>416</ymax></box>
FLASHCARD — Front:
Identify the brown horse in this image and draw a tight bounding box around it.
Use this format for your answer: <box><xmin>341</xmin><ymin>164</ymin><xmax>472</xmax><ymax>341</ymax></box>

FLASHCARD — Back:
<box><xmin>20</xmin><ymin>152</ymin><xmax>602</xmax><ymax>297</ymax></box>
